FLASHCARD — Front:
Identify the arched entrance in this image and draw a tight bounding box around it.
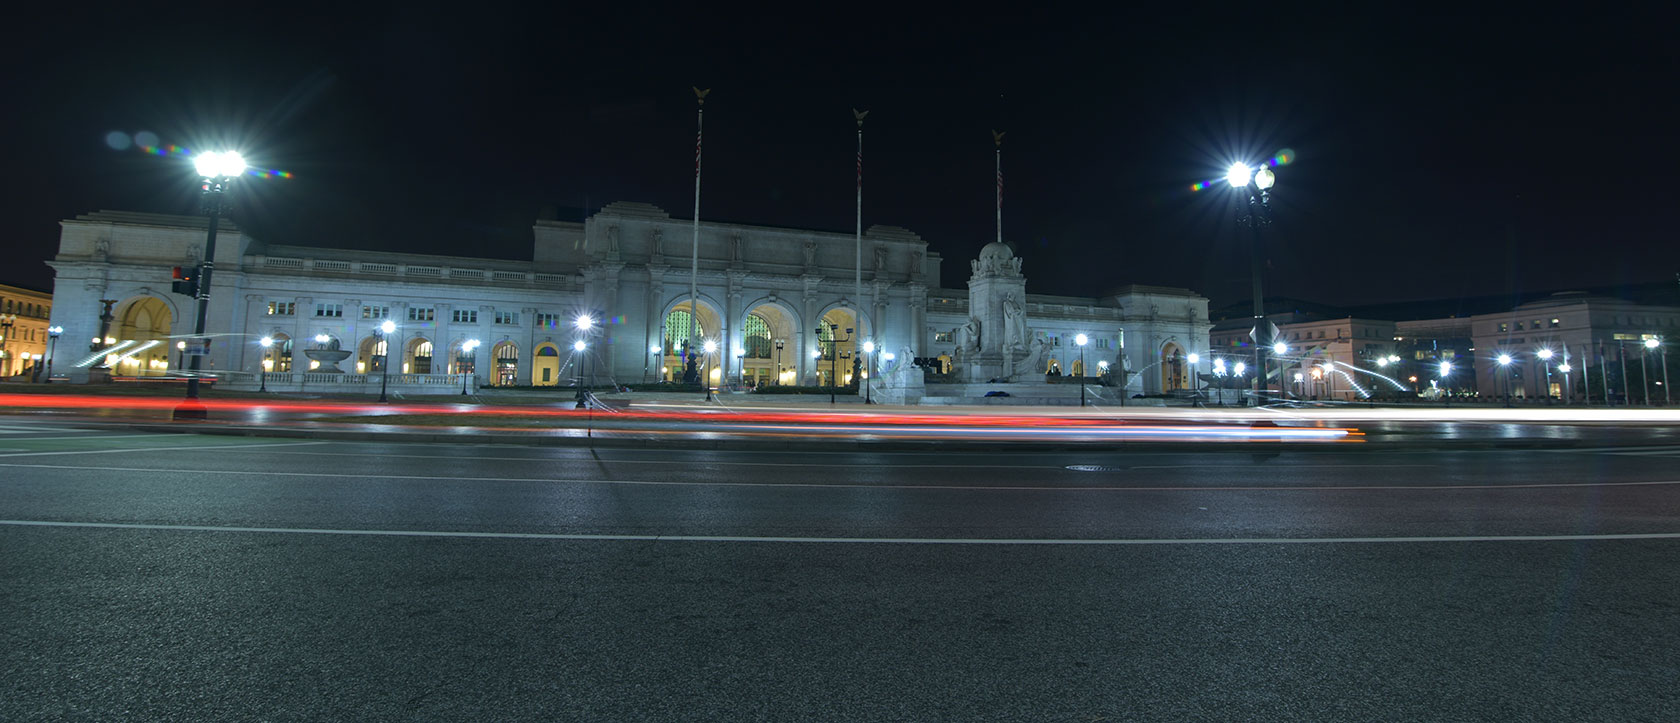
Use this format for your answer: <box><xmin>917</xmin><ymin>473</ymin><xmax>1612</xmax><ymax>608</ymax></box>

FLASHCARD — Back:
<box><xmin>815</xmin><ymin>307</ymin><xmax>861</xmax><ymax>387</ymax></box>
<box><xmin>740</xmin><ymin>300</ymin><xmax>799</xmax><ymax>387</ymax></box>
<box><xmin>406</xmin><ymin>338</ymin><xmax>433</xmax><ymax>374</ymax></box>
<box><xmin>356</xmin><ymin>335</ymin><xmax>389</xmax><ymax>374</ymax></box>
<box><xmin>661</xmin><ymin>299</ymin><xmax>722</xmax><ymax>385</ymax></box>
<box><xmin>263</xmin><ymin>333</ymin><xmax>294</xmax><ymax>373</ymax></box>
<box><xmin>533</xmin><ymin>343</ymin><xmax>560</xmax><ymax>386</ymax></box>
<box><xmin>1161</xmin><ymin>343</ymin><xmax>1186</xmax><ymax>391</ymax></box>
<box><xmin>112</xmin><ymin>296</ymin><xmax>172</xmax><ymax>377</ymax></box>
<box><xmin>492</xmin><ymin>341</ymin><xmax>519</xmax><ymax>387</ymax></box>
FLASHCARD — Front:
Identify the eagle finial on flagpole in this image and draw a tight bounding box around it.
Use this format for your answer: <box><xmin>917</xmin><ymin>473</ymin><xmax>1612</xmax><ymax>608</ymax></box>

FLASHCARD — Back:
<box><xmin>992</xmin><ymin>129</ymin><xmax>1005</xmax><ymax>147</ymax></box>
<box><xmin>694</xmin><ymin>87</ymin><xmax>711</xmax><ymax>105</ymax></box>
<box><xmin>853</xmin><ymin>108</ymin><xmax>869</xmax><ymax>128</ymax></box>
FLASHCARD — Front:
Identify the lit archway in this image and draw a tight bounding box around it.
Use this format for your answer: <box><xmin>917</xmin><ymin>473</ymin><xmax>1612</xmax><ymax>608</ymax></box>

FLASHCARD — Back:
<box><xmin>492</xmin><ymin>341</ymin><xmax>519</xmax><ymax>386</ymax></box>
<box><xmin>660</xmin><ymin>298</ymin><xmax>722</xmax><ymax>385</ymax></box>
<box><xmin>264</xmin><ymin>333</ymin><xmax>293</xmax><ymax>373</ymax></box>
<box><xmin>406</xmin><ymin>338</ymin><xmax>433</xmax><ymax>375</ymax></box>
<box><xmin>740</xmin><ymin>300</ymin><xmax>799</xmax><ymax>387</ymax></box>
<box><xmin>815</xmin><ymin>307</ymin><xmax>862</xmax><ymax>386</ymax></box>
<box><xmin>533</xmin><ymin>343</ymin><xmax>560</xmax><ymax>386</ymax></box>
<box><xmin>112</xmin><ymin>296</ymin><xmax>173</xmax><ymax>377</ymax></box>
<box><xmin>356</xmin><ymin>335</ymin><xmax>389</xmax><ymax>375</ymax></box>
<box><xmin>1161</xmin><ymin>342</ymin><xmax>1186</xmax><ymax>391</ymax></box>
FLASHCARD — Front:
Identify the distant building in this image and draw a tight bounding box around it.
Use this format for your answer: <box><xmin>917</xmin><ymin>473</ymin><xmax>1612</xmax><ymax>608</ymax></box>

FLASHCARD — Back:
<box><xmin>0</xmin><ymin>283</ymin><xmax>53</xmax><ymax>379</ymax></box>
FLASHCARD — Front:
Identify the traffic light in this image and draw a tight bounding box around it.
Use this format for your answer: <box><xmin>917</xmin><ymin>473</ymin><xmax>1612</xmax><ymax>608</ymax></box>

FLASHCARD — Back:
<box><xmin>170</xmin><ymin>266</ymin><xmax>199</xmax><ymax>297</ymax></box>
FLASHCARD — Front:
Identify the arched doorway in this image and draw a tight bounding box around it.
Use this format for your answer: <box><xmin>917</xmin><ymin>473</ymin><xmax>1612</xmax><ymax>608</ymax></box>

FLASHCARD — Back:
<box><xmin>113</xmin><ymin>296</ymin><xmax>172</xmax><ymax>377</ymax></box>
<box><xmin>740</xmin><ymin>300</ymin><xmax>799</xmax><ymax>387</ymax></box>
<box><xmin>661</xmin><ymin>299</ymin><xmax>721</xmax><ymax>385</ymax></box>
<box><xmin>1161</xmin><ymin>343</ymin><xmax>1186</xmax><ymax>391</ymax></box>
<box><xmin>815</xmin><ymin>307</ymin><xmax>861</xmax><ymax>387</ymax></box>
<box><xmin>406</xmin><ymin>338</ymin><xmax>433</xmax><ymax>374</ymax></box>
<box><xmin>263</xmin><ymin>333</ymin><xmax>294</xmax><ymax>373</ymax></box>
<box><xmin>533</xmin><ymin>343</ymin><xmax>560</xmax><ymax>386</ymax></box>
<box><xmin>356</xmin><ymin>335</ymin><xmax>388</xmax><ymax>374</ymax></box>
<box><xmin>492</xmin><ymin>341</ymin><xmax>519</xmax><ymax>387</ymax></box>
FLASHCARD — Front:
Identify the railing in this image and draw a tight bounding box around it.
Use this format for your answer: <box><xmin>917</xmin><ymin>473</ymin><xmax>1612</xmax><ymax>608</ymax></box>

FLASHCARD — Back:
<box><xmin>207</xmin><ymin>371</ymin><xmax>474</xmax><ymax>392</ymax></box>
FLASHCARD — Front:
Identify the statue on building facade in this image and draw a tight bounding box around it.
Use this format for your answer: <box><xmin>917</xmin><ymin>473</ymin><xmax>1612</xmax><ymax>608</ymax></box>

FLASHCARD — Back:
<box><xmin>651</xmin><ymin>228</ymin><xmax>664</xmax><ymax>258</ymax></box>
<box><xmin>731</xmin><ymin>234</ymin><xmax>743</xmax><ymax>264</ymax></box>
<box><xmin>803</xmin><ymin>240</ymin><xmax>817</xmax><ymax>268</ymax></box>
<box><xmin>874</xmin><ymin>245</ymin><xmax>887</xmax><ymax>273</ymax></box>
<box><xmin>1002</xmin><ymin>293</ymin><xmax>1027</xmax><ymax>351</ymax></box>
<box><xmin>959</xmin><ymin>317</ymin><xmax>981</xmax><ymax>353</ymax></box>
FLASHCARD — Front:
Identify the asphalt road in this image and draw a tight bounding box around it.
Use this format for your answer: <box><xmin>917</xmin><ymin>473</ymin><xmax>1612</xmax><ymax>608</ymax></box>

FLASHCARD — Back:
<box><xmin>3</xmin><ymin>418</ymin><xmax>1678</xmax><ymax>721</ymax></box>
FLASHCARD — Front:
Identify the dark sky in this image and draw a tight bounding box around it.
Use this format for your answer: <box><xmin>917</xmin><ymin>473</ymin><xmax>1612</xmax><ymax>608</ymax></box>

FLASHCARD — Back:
<box><xmin>4</xmin><ymin>6</ymin><xmax>1676</xmax><ymax>309</ymax></box>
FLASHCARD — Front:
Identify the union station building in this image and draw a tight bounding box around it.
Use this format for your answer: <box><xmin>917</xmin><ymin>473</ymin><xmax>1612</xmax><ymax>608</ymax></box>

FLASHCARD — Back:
<box><xmin>43</xmin><ymin>203</ymin><xmax>1211</xmax><ymax>396</ymax></box>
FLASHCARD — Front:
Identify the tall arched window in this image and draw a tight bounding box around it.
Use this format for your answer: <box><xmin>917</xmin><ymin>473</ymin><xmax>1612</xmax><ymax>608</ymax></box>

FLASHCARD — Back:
<box><xmin>664</xmin><ymin>310</ymin><xmax>705</xmax><ymax>352</ymax></box>
<box><xmin>817</xmin><ymin>321</ymin><xmax>837</xmax><ymax>360</ymax></box>
<box><xmin>744</xmin><ymin>314</ymin><xmax>771</xmax><ymax>358</ymax></box>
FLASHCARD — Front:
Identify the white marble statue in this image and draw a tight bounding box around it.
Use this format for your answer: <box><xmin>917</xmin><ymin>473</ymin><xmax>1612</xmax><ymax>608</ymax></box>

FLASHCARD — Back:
<box><xmin>1002</xmin><ymin>293</ymin><xmax>1027</xmax><ymax>351</ymax></box>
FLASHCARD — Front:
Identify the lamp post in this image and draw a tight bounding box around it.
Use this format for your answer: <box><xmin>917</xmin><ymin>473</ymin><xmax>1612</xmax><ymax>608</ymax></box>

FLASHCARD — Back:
<box><xmin>1229</xmin><ymin>162</ymin><xmax>1278</xmax><ymax>401</ymax></box>
<box><xmin>1270</xmin><ymin>341</ymin><xmax>1288</xmax><ymax>402</ymax></box>
<box><xmin>702</xmin><ymin>339</ymin><xmax>717</xmax><ymax>401</ymax></box>
<box><xmin>1643</xmin><ymin>337</ymin><xmax>1660</xmax><ymax>406</ymax></box>
<box><xmin>1439</xmin><ymin>360</ymin><xmax>1453</xmax><ymax>406</ymax></box>
<box><xmin>460</xmin><ymin>339</ymin><xmax>479</xmax><ymax>395</ymax></box>
<box><xmin>0</xmin><ymin>313</ymin><xmax>14</xmax><ymax>378</ymax></box>
<box><xmin>646</xmin><ymin>345</ymin><xmax>661</xmax><ymax>384</ymax></box>
<box><xmin>1185</xmin><ymin>351</ymin><xmax>1200</xmax><ymax>405</ymax></box>
<box><xmin>1558</xmin><ymin>362</ymin><xmax>1573</xmax><ymax>404</ymax></box>
<box><xmin>175</xmin><ymin>150</ymin><xmax>246</xmax><ymax>420</ymax></box>
<box><xmin>1538</xmin><ymin>348</ymin><xmax>1559</xmax><ymax>403</ymax></box>
<box><xmin>45</xmin><ymin>325</ymin><xmax>62</xmax><ymax>383</ymax></box>
<box><xmin>1496</xmin><ymin>353</ymin><xmax>1513</xmax><ymax>407</ymax></box>
<box><xmin>818</xmin><ymin>325</ymin><xmax>853</xmax><ymax>405</ymax></box>
<box><xmin>774</xmin><ymin>339</ymin><xmax>785</xmax><ymax>386</ymax></box>
<box><xmin>375</xmin><ymin>320</ymin><xmax>395</xmax><ymax>402</ymax></box>
<box><xmin>175</xmin><ymin>340</ymin><xmax>186</xmax><ymax>372</ymax></box>
<box><xmin>862</xmin><ymin>340</ymin><xmax>876</xmax><ymax>404</ymax></box>
<box><xmin>573</xmin><ymin>339</ymin><xmax>589</xmax><ymax>407</ymax></box>
<box><xmin>1651</xmin><ymin>337</ymin><xmax>1670</xmax><ymax>405</ymax></box>
<box><xmin>1076</xmin><ymin>334</ymin><xmax>1090</xmax><ymax>407</ymax></box>
<box><xmin>259</xmin><ymin>336</ymin><xmax>273</xmax><ymax>393</ymax></box>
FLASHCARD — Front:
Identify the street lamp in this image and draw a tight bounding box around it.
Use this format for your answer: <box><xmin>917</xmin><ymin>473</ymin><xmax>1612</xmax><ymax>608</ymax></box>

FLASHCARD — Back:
<box><xmin>1537</xmin><ymin>348</ymin><xmax>1555</xmax><ymax>403</ymax></box>
<box><xmin>1648</xmin><ymin>337</ymin><xmax>1670</xmax><ymax>405</ymax></box>
<box><xmin>1496</xmin><ymin>353</ymin><xmax>1513</xmax><ymax>407</ymax></box>
<box><xmin>1075</xmin><ymin>334</ymin><xmax>1089</xmax><ymax>407</ymax></box>
<box><xmin>861</xmin><ymin>340</ymin><xmax>877</xmax><ymax>404</ymax></box>
<box><xmin>702</xmin><ymin>339</ymin><xmax>718</xmax><ymax>401</ymax></box>
<box><xmin>1642</xmin><ymin>337</ymin><xmax>1662</xmax><ymax>406</ymax></box>
<box><xmin>175</xmin><ymin>150</ymin><xmax>246</xmax><ymax>420</ymax></box>
<box><xmin>817</xmin><ymin>325</ymin><xmax>853</xmax><ymax>405</ymax></box>
<box><xmin>1185</xmin><ymin>351</ymin><xmax>1199</xmax><ymax>404</ymax></box>
<box><xmin>460</xmin><ymin>339</ymin><xmax>480</xmax><ymax>395</ymax></box>
<box><xmin>375</xmin><ymin>320</ymin><xmax>395</xmax><ymax>402</ymax></box>
<box><xmin>646</xmin><ymin>345</ymin><xmax>661</xmax><ymax>384</ymax></box>
<box><xmin>259</xmin><ymin>336</ymin><xmax>273</xmax><ymax>393</ymax></box>
<box><xmin>1231</xmin><ymin>161</ymin><xmax>1279</xmax><ymax>402</ymax></box>
<box><xmin>175</xmin><ymin>340</ymin><xmax>186</xmax><ymax>371</ymax></box>
<box><xmin>573</xmin><ymin>339</ymin><xmax>589</xmax><ymax>407</ymax></box>
<box><xmin>0</xmin><ymin>314</ymin><xmax>14</xmax><ymax>378</ymax></box>
<box><xmin>774</xmin><ymin>339</ymin><xmax>785</xmax><ymax>386</ymax></box>
<box><xmin>1439</xmin><ymin>360</ymin><xmax>1453</xmax><ymax>405</ymax></box>
<box><xmin>45</xmin><ymin>325</ymin><xmax>62</xmax><ymax>383</ymax></box>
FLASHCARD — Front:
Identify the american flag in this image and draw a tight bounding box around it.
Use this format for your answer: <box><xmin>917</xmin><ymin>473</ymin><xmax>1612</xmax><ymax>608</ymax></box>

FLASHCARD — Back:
<box><xmin>857</xmin><ymin>150</ymin><xmax>862</xmax><ymax>190</ymax></box>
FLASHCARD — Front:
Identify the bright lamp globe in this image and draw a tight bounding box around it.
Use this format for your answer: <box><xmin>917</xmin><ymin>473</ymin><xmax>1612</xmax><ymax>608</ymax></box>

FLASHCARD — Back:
<box><xmin>862</xmin><ymin>341</ymin><xmax>875</xmax><ymax>354</ymax></box>
<box><xmin>1646</xmin><ymin>338</ymin><xmax>1661</xmax><ymax>349</ymax></box>
<box><xmin>193</xmin><ymin>151</ymin><xmax>222</xmax><ymax>178</ymax></box>
<box><xmin>218</xmin><ymin>152</ymin><xmax>247</xmax><ymax>177</ymax></box>
<box><xmin>572</xmin><ymin>340</ymin><xmax>586</xmax><ymax>351</ymax></box>
<box><xmin>1497</xmin><ymin>354</ymin><xmax>1511</xmax><ymax>365</ymax></box>
<box><xmin>1537</xmin><ymin>349</ymin><xmax>1553</xmax><ymax>360</ymax></box>
<box><xmin>1186</xmin><ymin>353</ymin><xmax>1198</xmax><ymax>364</ymax></box>
<box><xmin>1225</xmin><ymin>163</ymin><xmax>1252</xmax><ymax>188</ymax></box>
<box><xmin>1272</xmin><ymin>342</ymin><xmax>1287</xmax><ymax>354</ymax></box>
<box><xmin>1075</xmin><ymin>334</ymin><xmax>1088</xmax><ymax>346</ymax></box>
<box><xmin>380</xmin><ymin>320</ymin><xmax>396</xmax><ymax>334</ymax></box>
<box><xmin>703</xmin><ymin>340</ymin><xmax>717</xmax><ymax>353</ymax></box>
<box><xmin>1254</xmin><ymin>167</ymin><xmax>1275</xmax><ymax>190</ymax></box>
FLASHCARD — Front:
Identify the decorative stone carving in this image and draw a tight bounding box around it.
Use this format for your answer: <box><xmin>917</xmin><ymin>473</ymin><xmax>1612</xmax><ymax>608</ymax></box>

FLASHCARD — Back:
<box><xmin>959</xmin><ymin>317</ymin><xmax>981</xmax><ymax>353</ymax></box>
<box><xmin>1002</xmin><ymin>292</ymin><xmax>1027</xmax><ymax>351</ymax></box>
<box><xmin>651</xmin><ymin>228</ymin><xmax>665</xmax><ymax>259</ymax></box>
<box><xmin>803</xmin><ymin>240</ymin><xmax>816</xmax><ymax>268</ymax></box>
<box><xmin>874</xmin><ymin>245</ymin><xmax>887</xmax><ymax>272</ymax></box>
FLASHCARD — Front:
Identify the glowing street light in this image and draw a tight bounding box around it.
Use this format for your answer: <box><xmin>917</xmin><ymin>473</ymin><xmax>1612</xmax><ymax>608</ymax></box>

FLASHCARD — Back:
<box><xmin>374</xmin><ymin>320</ymin><xmax>396</xmax><ymax>403</ymax></box>
<box><xmin>1641</xmin><ymin>337</ymin><xmax>1665</xmax><ymax>406</ymax></box>
<box><xmin>860</xmin><ymin>340</ymin><xmax>878</xmax><ymax>404</ymax></box>
<box><xmin>44</xmin><ymin>325</ymin><xmax>63</xmax><ymax>383</ymax></box>
<box><xmin>1225</xmin><ymin>162</ymin><xmax>1253</xmax><ymax>188</ymax></box>
<box><xmin>1075</xmin><ymin>334</ymin><xmax>1090</xmax><ymax>407</ymax></box>
<box><xmin>1272</xmin><ymin>341</ymin><xmax>1287</xmax><ymax>355</ymax></box>
<box><xmin>1228</xmin><ymin>160</ymin><xmax>1279</xmax><ymax>403</ymax></box>
<box><xmin>175</xmin><ymin>149</ymin><xmax>247</xmax><ymax>420</ymax></box>
<box><xmin>702</xmin><ymin>339</ymin><xmax>719</xmax><ymax>401</ymax></box>
<box><xmin>460</xmin><ymin>339</ymin><xmax>480</xmax><ymax>396</ymax></box>
<box><xmin>259</xmin><ymin>336</ymin><xmax>274</xmax><ymax>393</ymax></box>
<box><xmin>1497</xmin><ymin>353</ymin><xmax>1514</xmax><ymax>407</ymax></box>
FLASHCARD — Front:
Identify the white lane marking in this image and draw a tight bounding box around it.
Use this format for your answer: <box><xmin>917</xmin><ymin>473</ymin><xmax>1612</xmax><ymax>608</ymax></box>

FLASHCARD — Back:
<box><xmin>0</xmin><ymin>461</ymin><xmax>1673</xmax><ymax>492</ymax></box>
<box><xmin>0</xmin><ymin>441</ymin><xmax>326</xmax><ymax>458</ymax></box>
<box><xmin>0</xmin><ymin>425</ymin><xmax>80</xmax><ymax>434</ymax></box>
<box><xmin>4</xmin><ymin>519</ymin><xmax>1678</xmax><ymax>546</ymax></box>
<box><xmin>230</xmin><ymin>448</ymin><xmax>1438</xmax><ymax>471</ymax></box>
<box><xmin>0</xmin><ymin>434</ymin><xmax>178</xmax><ymax>443</ymax></box>
<box><xmin>1539</xmin><ymin>445</ymin><xmax>1680</xmax><ymax>454</ymax></box>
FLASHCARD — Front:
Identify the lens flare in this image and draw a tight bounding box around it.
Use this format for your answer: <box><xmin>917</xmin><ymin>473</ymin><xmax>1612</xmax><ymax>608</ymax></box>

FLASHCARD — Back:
<box><xmin>131</xmin><ymin>138</ymin><xmax>293</xmax><ymax>179</ymax></box>
<box><xmin>1190</xmin><ymin>149</ymin><xmax>1296</xmax><ymax>192</ymax></box>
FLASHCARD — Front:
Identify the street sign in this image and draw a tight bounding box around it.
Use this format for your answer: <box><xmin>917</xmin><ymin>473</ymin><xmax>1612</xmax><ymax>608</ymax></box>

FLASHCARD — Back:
<box><xmin>1248</xmin><ymin>320</ymin><xmax>1280</xmax><ymax>344</ymax></box>
<box><xmin>183</xmin><ymin>338</ymin><xmax>211</xmax><ymax>356</ymax></box>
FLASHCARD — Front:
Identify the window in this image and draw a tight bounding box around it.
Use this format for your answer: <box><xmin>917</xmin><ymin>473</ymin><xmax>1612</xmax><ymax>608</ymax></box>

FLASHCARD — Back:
<box><xmin>361</xmin><ymin>305</ymin><xmax>390</xmax><ymax>320</ymax></box>
<box><xmin>1498</xmin><ymin>323</ymin><xmax>1509</xmax><ymax>333</ymax></box>
<box><xmin>315</xmin><ymin>303</ymin><xmax>343</xmax><ymax>318</ymax></box>
<box><xmin>934</xmin><ymin>331</ymin><xmax>953</xmax><ymax>343</ymax></box>
<box><xmin>408</xmin><ymin>307</ymin><xmax>435</xmax><ymax>322</ymax></box>
<box><xmin>1514</xmin><ymin>321</ymin><xmax>1524</xmax><ymax>331</ymax></box>
<box><xmin>267</xmin><ymin>301</ymin><xmax>295</xmax><ymax>316</ymax></box>
<box><xmin>452</xmin><ymin>309</ymin><xmax>477</xmax><ymax>324</ymax></box>
<box><xmin>744</xmin><ymin>314</ymin><xmax>771</xmax><ymax>358</ymax></box>
<box><xmin>664</xmin><ymin>310</ymin><xmax>705</xmax><ymax>352</ymax></box>
<box><xmin>534</xmin><ymin>313</ymin><xmax>559</xmax><ymax>329</ymax></box>
<box><xmin>1533</xmin><ymin>320</ymin><xmax>1543</xmax><ymax>330</ymax></box>
<box><xmin>494</xmin><ymin>311</ymin><xmax>519</xmax><ymax>325</ymax></box>
<box><xmin>1550</xmin><ymin>318</ymin><xmax>1561</xmax><ymax>328</ymax></box>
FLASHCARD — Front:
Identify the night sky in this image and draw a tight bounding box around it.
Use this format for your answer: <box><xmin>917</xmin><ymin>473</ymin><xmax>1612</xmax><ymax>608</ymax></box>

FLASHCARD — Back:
<box><xmin>4</xmin><ymin>6</ymin><xmax>1676</xmax><ymax>309</ymax></box>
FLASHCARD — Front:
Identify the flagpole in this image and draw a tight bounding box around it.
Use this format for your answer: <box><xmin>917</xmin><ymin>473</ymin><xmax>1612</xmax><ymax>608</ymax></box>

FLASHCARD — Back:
<box><xmin>691</xmin><ymin>87</ymin><xmax>708</xmax><ymax>398</ymax></box>
<box><xmin>854</xmin><ymin>109</ymin><xmax>866</xmax><ymax>343</ymax></box>
<box><xmin>992</xmin><ymin>130</ymin><xmax>1005</xmax><ymax>247</ymax></box>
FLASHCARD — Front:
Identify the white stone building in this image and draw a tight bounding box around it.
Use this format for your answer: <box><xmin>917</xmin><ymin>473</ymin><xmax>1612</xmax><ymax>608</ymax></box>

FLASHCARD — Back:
<box><xmin>44</xmin><ymin>206</ymin><xmax>1209</xmax><ymax>397</ymax></box>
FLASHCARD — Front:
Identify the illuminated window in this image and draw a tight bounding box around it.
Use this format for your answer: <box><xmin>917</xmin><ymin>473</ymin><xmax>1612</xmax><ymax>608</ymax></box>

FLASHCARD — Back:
<box><xmin>664</xmin><ymin>310</ymin><xmax>705</xmax><ymax>352</ymax></box>
<box><xmin>407</xmin><ymin>307</ymin><xmax>435</xmax><ymax>322</ymax></box>
<box><xmin>267</xmin><ymin>301</ymin><xmax>295</xmax><ymax>316</ymax></box>
<box><xmin>494</xmin><ymin>311</ymin><xmax>519</xmax><ymax>325</ymax></box>
<box><xmin>314</xmin><ymin>303</ymin><xmax>343</xmax><ymax>318</ymax></box>
<box><xmin>451</xmin><ymin>309</ymin><xmax>477</xmax><ymax>324</ymax></box>
<box><xmin>744</xmin><ymin>314</ymin><xmax>771</xmax><ymax>358</ymax></box>
<box><xmin>534</xmin><ymin>313</ymin><xmax>559</xmax><ymax>328</ymax></box>
<box><xmin>361</xmin><ymin>305</ymin><xmax>390</xmax><ymax>320</ymax></box>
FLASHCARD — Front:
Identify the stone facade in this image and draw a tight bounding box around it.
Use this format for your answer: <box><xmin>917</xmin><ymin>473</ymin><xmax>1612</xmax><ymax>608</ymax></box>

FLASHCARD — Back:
<box><xmin>44</xmin><ymin>205</ymin><xmax>1210</xmax><ymax>396</ymax></box>
<box><xmin>0</xmin><ymin>283</ymin><xmax>53</xmax><ymax>379</ymax></box>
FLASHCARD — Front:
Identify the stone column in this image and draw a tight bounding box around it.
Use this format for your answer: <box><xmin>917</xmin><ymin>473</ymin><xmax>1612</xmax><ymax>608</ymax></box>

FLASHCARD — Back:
<box><xmin>908</xmin><ymin>284</ymin><xmax>927</xmax><ymax>358</ymax></box>
<box><xmin>291</xmin><ymin>297</ymin><xmax>311</xmax><ymax>372</ymax></box>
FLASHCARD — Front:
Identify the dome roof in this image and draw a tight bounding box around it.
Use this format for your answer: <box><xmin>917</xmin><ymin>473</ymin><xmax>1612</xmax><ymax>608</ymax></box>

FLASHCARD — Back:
<box><xmin>979</xmin><ymin>241</ymin><xmax>1014</xmax><ymax>261</ymax></box>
